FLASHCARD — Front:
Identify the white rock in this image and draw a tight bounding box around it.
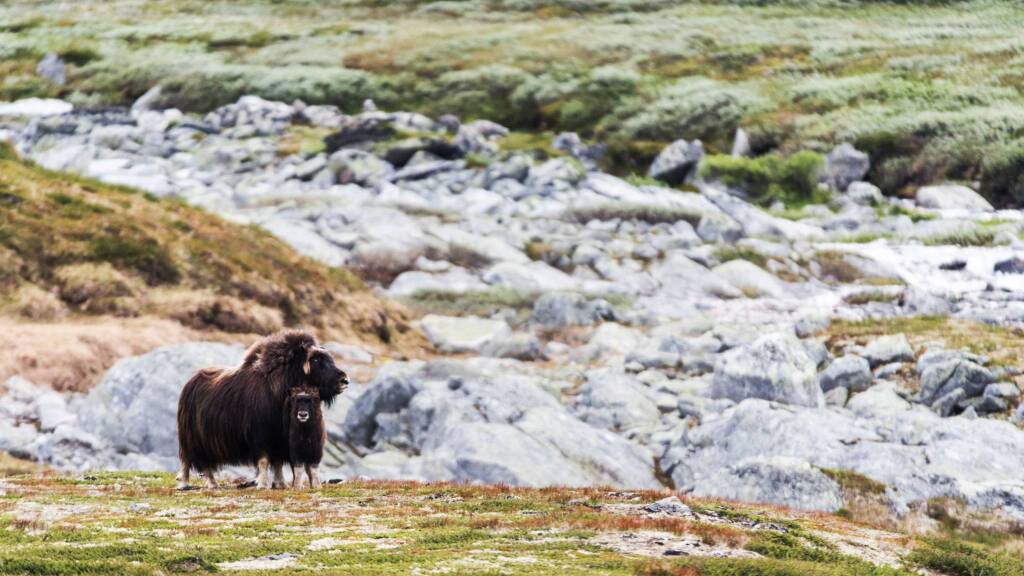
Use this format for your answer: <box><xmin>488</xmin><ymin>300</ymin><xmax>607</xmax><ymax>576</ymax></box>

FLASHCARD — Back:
<box><xmin>916</xmin><ymin>184</ymin><xmax>993</xmax><ymax>212</ymax></box>
<box><xmin>711</xmin><ymin>259</ymin><xmax>785</xmax><ymax>298</ymax></box>
<box><xmin>420</xmin><ymin>315</ymin><xmax>510</xmax><ymax>354</ymax></box>
<box><xmin>0</xmin><ymin>98</ymin><xmax>72</xmax><ymax>117</ymax></box>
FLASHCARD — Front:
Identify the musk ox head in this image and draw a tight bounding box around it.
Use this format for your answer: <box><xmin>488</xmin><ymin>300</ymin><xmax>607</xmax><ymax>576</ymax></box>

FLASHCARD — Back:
<box><xmin>303</xmin><ymin>346</ymin><xmax>348</xmax><ymax>406</ymax></box>
<box><xmin>289</xmin><ymin>386</ymin><xmax>320</xmax><ymax>424</ymax></box>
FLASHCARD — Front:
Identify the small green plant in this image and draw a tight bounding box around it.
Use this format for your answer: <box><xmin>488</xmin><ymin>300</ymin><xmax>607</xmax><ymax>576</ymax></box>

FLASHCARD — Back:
<box><xmin>843</xmin><ymin>290</ymin><xmax>901</xmax><ymax>305</ymax></box>
<box><xmin>699</xmin><ymin>152</ymin><xmax>827</xmax><ymax>207</ymax></box>
<box><xmin>920</xmin><ymin>228</ymin><xmax>996</xmax><ymax>247</ymax></box>
<box><xmin>713</xmin><ymin>245</ymin><xmax>768</xmax><ymax>269</ymax></box>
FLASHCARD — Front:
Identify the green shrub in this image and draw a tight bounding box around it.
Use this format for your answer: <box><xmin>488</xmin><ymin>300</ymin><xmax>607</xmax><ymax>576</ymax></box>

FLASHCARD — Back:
<box><xmin>981</xmin><ymin>142</ymin><xmax>1024</xmax><ymax>207</ymax></box>
<box><xmin>605</xmin><ymin>77</ymin><xmax>761</xmax><ymax>148</ymax></box>
<box><xmin>424</xmin><ymin>65</ymin><xmax>536</xmax><ymax>126</ymax></box>
<box><xmin>90</xmin><ymin>235</ymin><xmax>180</xmax><ymax>285</ymax></box>
<box><xmin>700</xmin><ymin>151</ymin><xmax>827</xmax><ymax>206</ymax></box>
<box><xmin>909</xmin><ymin>538</ymin><xmax>1024</xmax><ymax>576</ymax></box>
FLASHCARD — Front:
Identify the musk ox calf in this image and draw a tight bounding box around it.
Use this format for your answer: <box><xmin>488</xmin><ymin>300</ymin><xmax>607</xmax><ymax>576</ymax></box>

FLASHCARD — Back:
<box><xmin>284</xmin><ymin>386</ymin><xmax>325</xmax><ymax>489</ymax></box>
<box><xmin>176</xmin><ymin>330</ymin><xmax>348</xmax><ymax>490</ymax></box>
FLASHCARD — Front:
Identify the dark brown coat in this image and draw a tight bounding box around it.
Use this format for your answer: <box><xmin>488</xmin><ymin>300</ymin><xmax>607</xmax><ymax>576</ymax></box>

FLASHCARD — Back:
<box><xmin>176</xmin><ymin>330</ymin><xmax>347</xmax><ymax>485</ymax></box>
<box><xmin>284</xmin><ymin>386</ymin><xmax>325</xmax><ymax>469</ymax></box>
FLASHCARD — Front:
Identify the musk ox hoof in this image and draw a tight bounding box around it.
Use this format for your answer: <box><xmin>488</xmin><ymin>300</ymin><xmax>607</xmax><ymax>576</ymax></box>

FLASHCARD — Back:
<box><xmin>272</xmin><ymin>481</ymin><xmax>286</xmax><ymax>490</ymax></box>
<box><xmin>176</xmin><ymin>483</ymin><xmax>198</xmax><ymax>491</ymax></box>
<box><xmin>236</xmin><ymin>479</ymin><xmax>257</xmax><ymax>489</ymax></box>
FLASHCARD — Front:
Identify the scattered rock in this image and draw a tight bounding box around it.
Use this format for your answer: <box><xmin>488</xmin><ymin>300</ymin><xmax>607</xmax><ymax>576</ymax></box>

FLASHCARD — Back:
<box><xmin>994</xmin><ymin>257</ymin><xmax>1024</xmax><ymax>275</ymax></box>
<box><xmin>826</xmin><ymin>144</ymin><xmax>869</xmax><ymax>192</ymax></box>
<box><xmin>818</xmin><ymin>355</ymin><xmax>872</xmax><ymax>393</ymax></box>
<box><xmin>648</xmin><ymin>139</ymin><xmax>703</xmax><ymax>185</ymax></box>
<box><xmin>861</xmin><ymin>334</ymin><xmax>913</xmax><ymax>368</ymax></box>
<box><xmin>643</xmin><ymin>496</ymin><xmax>693</xmax><ymax>517</ymax></box>
<box><xmin>36</xmin><ymin>53</ymin><xmax>66</xmax><ymax>86</ymax></box>
<box><xmin>845</xmin><ymin>181</ymin><xmax>883</xmax><ymax>206</ymax></box>
<box><xmin>530</xmin><ymin>293</ymin><xmax>615</xmax><ymax>328</ymax></box>
<box><xmin>916</xmin><ymin>184</ymin><xmax>994</xmax><ymax>212</ymax></box>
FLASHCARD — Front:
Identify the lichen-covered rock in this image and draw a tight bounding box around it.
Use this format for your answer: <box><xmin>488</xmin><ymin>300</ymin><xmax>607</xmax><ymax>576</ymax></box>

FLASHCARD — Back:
<box><xmin>691</xmin><ymin>456</ymin><xmax>844</xmax><ymax>512</ymax></box>
<box><xmin>711</xmin><ymin>332</ymin><xmax>824</xmax><ymax>408</ymax></box>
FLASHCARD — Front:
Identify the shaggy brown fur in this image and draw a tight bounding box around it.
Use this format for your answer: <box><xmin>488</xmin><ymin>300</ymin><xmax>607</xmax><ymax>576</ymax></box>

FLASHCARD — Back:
<box><xmin>176</xmin><ymin>330</ymin><xmax>347</xmax><ymax>489</ymax></box>
<box><xmin>284</xmin><ymin>386</ymin><xmax>325</xmax><ymax>489</ymax></box>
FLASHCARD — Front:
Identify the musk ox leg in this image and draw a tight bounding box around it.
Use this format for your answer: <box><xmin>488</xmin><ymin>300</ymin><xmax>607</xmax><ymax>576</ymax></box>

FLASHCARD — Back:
<box><xmin>306</xmin><ymin>464</ymin><xmax>321</xmax><ymax>489</ymax></box>
<box><xmin>272</xmin><ymin>463</ymin><xmax>286</xmax><ymax>490</ymax></box>
<box><xmin>204</xmin><ymin>469</ymin><xmax>219</xmax><ymax>490</ymax></box>
<box><xmin>256</xmin><ymin>457</ymin><xmax>272</xmax><ymax>490</ymax></box>
<box><xmin>291</xmin><ymin>464</ymin><xmax>305</xmax><ymax>489</ymax></box>
<box><xmin>175</xmin><ymin>461</ymin><xmax>191</xmax><ymax>491</ymax></box>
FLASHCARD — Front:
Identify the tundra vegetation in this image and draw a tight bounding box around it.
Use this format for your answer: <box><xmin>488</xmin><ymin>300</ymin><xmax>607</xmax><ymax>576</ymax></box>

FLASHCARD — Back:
<box><xmin>2</xmin><ymin>471</ymin><xmax>1024</xmax><ymax>576</ymax></box>
<box><xmin>4</xmin><ymin>0</ymin><xmax>1024</xmax><ymax>201</ymax></box>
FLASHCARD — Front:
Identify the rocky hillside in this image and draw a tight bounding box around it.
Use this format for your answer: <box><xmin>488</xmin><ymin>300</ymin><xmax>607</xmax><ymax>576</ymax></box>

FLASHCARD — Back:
<box><xmin>0</xmin><ymin>139</ymin><xmax>425</xmax><ymax>388</ymax></box>
<box><xmin>2</xmin><ymin>0</ymin><xmax>1023</xmax><ymax>200</ymax></box>
<box><xmin>3</xmin><ymin>471</ymin><xmax>1023</xmax><ymax>576</ymax></box>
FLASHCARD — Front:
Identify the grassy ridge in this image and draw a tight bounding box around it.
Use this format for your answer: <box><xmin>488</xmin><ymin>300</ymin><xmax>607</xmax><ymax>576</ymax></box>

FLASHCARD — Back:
<box><xmin>3</xmin><ymin>1</ymin><xmax>1024</xmax><ymax>199</ymax></box>
<box><xmin>0</xmin><ymin>143</ymin><xmax>424</xmax><ymax>352</ymax></box>
<box><xmin>2</xmin><ymin>472</ymin><xmax>1021</xmax><ymax>575</ymax></box>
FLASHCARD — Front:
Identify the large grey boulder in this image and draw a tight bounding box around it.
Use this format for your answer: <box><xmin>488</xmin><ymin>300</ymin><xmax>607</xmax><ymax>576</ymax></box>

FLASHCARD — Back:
<box><xmin>691</xmin><ymin>456</ymin><xmax>844</xmax><ymax>512</ymax></box>
<box><xmin>648</xmin><ymin>139</ymin><xmax>704</xmax><ymax>185</ymax></box>
<box><xmin>530</xmin><ymin>292</ymin><xmax>615</xmax><ymax>328</ymax></box>
<box><xmin>826</xmin><ymin>143</ymin><xmax>869</xmax><ymax>191</ymax></box>
<box><xmin>422</xmin><ymin>421</ymin><xmax>594</xmax><ymax>486</ymax></box>
<box><xmin>663</xmin><ymin>398</ymin><xmax>1024</xmax><ymax>516</ymax></box>
<box><xmin>342</xmin><ymin>374</ymin><xmax>422</xmax><ymax>450</ymax></box>
<box><xmin>572</xmin><ymin>371</ymin><xmax>661</xmax><ymax>433</ymax></box>
<box><xmin>711</xmin><ymin>332</ymin><xmax>824</xmax><ymax>408</ymax></box>
<box><xmin>916</xmin><ymin>184</ymin><xmax>994</xmax><ymax>212</ymax></box>
<box><xmin>917</xmin><ymin>356</ymin><xmax>995</xmax><ymax>408</ymax></box>
<box><xmin>845</xmin><ymin>181</ymin><xmax>883</xmax><ymax>206</ymax></box>
<box><xmin>340</xmin><ymin>363</ymin><xmax>660</xmax><ymax>488</ymax></box>
<box><xmin>77</xmin><ymin>343</ymin><xmax>245</xmax><ymax>458</ymax></box>
<box><xmin>818</xmin><ymin>355</ymin><xmax>872</xmax><ymax>393</ymax></box>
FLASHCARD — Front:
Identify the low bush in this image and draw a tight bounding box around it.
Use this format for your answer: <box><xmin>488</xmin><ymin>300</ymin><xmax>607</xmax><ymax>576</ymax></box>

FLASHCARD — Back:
<box><xmin>909</xmin><ymin>537</ymin><xmax>1024</xmax><ymax>576</ymax></box>
<box><xmin>565</xmin><ymin>202</ymin><xmax>703</xmax><ymax>226</ymax></box>
<box><xmin>603</xmin><ymin>76</ymin><xmax>760</xmax><ymax>149</ymax></box>
<box><xmin>700</xmin><ymin>151</ymin><xmax>827</xmax><ymax>206</ymax></box>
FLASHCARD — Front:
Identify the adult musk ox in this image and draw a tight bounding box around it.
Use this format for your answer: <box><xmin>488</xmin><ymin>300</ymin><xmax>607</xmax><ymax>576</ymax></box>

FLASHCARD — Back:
<box><xmin>176</xmin><ymin>330</ymin><xmax>348</xmax><ymax>490</ymax></box>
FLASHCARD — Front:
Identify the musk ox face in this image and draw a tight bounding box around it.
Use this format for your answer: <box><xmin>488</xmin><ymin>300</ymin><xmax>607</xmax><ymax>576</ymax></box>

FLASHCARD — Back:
<box><xmin>290</xmin><ymin>387</ymin><xmax>319</xmax><ymax>424</ymax></box>
<box><xmin>303</xmin><ymin>347</ymin><xmax>348</xmax><ymax>406</ymax></box>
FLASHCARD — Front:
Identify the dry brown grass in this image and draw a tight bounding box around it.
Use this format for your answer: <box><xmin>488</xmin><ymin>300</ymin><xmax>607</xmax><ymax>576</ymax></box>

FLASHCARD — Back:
<box><xmin>0</xmin><ymin>316</ymin><xmax>243</xmax><ymax>392</ymax></box>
